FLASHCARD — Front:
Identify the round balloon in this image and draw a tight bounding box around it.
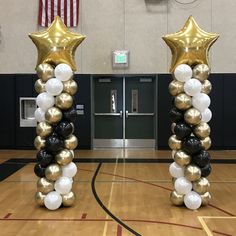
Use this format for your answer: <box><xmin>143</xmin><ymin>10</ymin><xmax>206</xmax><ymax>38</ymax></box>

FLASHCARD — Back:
<box><xmin>44</xmin><ymin>191</ymin><xmax>62</xmax><ymax>210</ymax></box>
<box><xmin>174</xmin><ymin>177</ymin><xmax>192</xmax><ymax>195</ymax></box>
<box><xmin>168</xmin><ymin>80</ymin><xmax>184</xmax><ymax>96</ymax></box>
<box><xmin>192</xmin><ymin>150</ymin><xmax>211</xmax><ymax>168</ymax></box>
<box><xmin>34</xmin><ymin>163</ymin><xmax>46</xmax><ymax>178</ymax></box>
<box><xmin>193</xmin><ymin>177</ymin><xmax>210</xmax><ymax>194</ymax></box>
<box><xmin>36</xmin><ymin>63</ymin><xmax>54</xmax><ymax>82</ymax></box>
<box><xmin>182</xmin><ymin>136</ymin><xmax>202</xmax><ymax>155</ymax></box>
<box><xmin>36</xmin><ymin>92</ymin><xmax>55</xmax><ymax>111</ymax></box>
<box><xmin>170</xmin><ymin>190</ymin><xmax>184</xmax><ymax>206</ymax></box>
<box><xmin>192</xmin><ymin>93</ymin><xmax>211</xmax><ymax>112</ymax></box>
<box><xmin>201</xmin><ymin>80</ymin><xmax>212</xmax><ymax>94</ymax></box>
<box><xmin>35</xmin><ymin>191</ymin><xmax>46</xmax><ymax>206</ymax></box>
<box><xmin>201</xmin><ymin>192</ymin><xmax>211</xmax><ymax>206</ymax></box>
<box><xmin>45</xmin><ymin>107</ymin><xmax>62</xmax><ymax>124</ymax></box>
<box><xmin>200</xmin><ymin>164</ymin><xmax>212</xmax><ymax>177</ymax></box>
<box><xmin>36</xmin><ymin>150</ymin><xmax>53</xmax><ymax>167</ymax></box>
<box><xmin>201</xmin><ymin>108</ymin><xmax>212</xmax><ymax>123</ymax></box>
<box><xmin>168</xmin><ymin>135</ymin><xmax>182</xmax><ymax>150</ymax></box>
<box><xmin>55</xmin><ymin>121</ymin><xmax>74</xmax><ymax>138</ymax></box>
<box><xmin>194</xmin><ymin>122</ymin><xmax>211</xmax><ymax>139</ymax></box>
<box><xmin>169</xmin><ymin>107</ymin><xmax>184</xmax><ymax>123</ymax></box>
<box><xmin>56</xmin><ymin>149</ymin><xmax>73</xmax><ymax>166</ymax></box>
<box><xmin>174</xmin><ymin>122</ymin><xmax>192</xmax><ymax>139</ymax></box>
<box><xmin>55</xmin><ymin>176</ymin><xmax>72</xmax><ymax>195</ymax></box>
<box><xmin>45</xmin><ymin>78</ymin><xmax>63</xmax><ymax>96</ymax></box>
<box><xmin>64</xmin><ymin>135</ymin><xmax>78</xmax><ymax>150</ymax></box>
<box><xmin>63</xmin><ymin>107</ymin><xmax>78</xmax><ymax>123</ymax></box>
<box><xmin>35</xmin><ymin>108</ymin><xmax>46</xmax><ymax>122</ymax></box>
<box><xmin>169</xmin><ymin>162</ymin><xmax>184</xmax><ymax>178</ymax></box>
<box><xmin>174</xmin><ymin>64</ymin><xmax>192</xmax><ymax>82</ymax></box>
<box><xmin>36</xmin><ymin>122</ymin><xmax>53</xmax><ymax>138</ymax></box>
<box><xmin>174</xmin><ymin>93</ymin><xmax>192</xmax><ymax>110</ymax></box>
<box><xmin>55</xmin><ymin>63</ymin><xmax>73</xmax><ymax>81</ymax></box>
<box><xmin>193</xmin><ymin>64</ymin><xmax>210</xmax><ymax>82</ymax></box>
<box><xmin>45</xmin><ymin>135</ymin><xmax>64</xmax><ymax>153</ymax></box>
<box><xmin>37</xmin><ymin>177</ymin><xmax>54</xmax><ymax>194</ymax></box>
<box><xmin>35</xmin><ymin>79</ymin><xmax>45</xmax><ymax>93</ymax></box>
<box><xmin>62</xmin><ymin>162</ymin><xmax>77</xmax><ymax>178</ymax></box>
<box><xmin>55</xmin><ymin>93</ymin><xmax>73</xmax><ymax>110</ymax></box>
<box><xmin>45</xmin><ymin>164</ymin><xmax>62</xmax><ymax>181</ymax></box>
<box><xmin>184</xmin><ymin>191</ymin><xmax>202</xmax><ymax>210</ymax></box>
<box><xmin>184</xmin><ymin>164</ymin><xmax>201</xmax><ymax>181</ymax></box>
<box><xmin>62</xmin><ymin>191</ymin><xmax>76</xmax><ymax>206</ymax></box>
<box><xmin>184</xmin><ymin>108</ymin><xmax>202</xmax><ymax>125</ymax></box>
<box><xmin>34</xmin><ymin>136</ymin><xmax>45</xmax><ymax>150</ymax></box>
<box><xmin>63</xmin><ymin>79</ymin><xmax>78</xmax><ymax>95</ymax></box>
<box><xmin>174</xmin><ymin>150</ymin><xmax>191</xmax><ymax>166</ymax></box>
<box><xmin>184</xmin><ymin>78</ymin><xmax>202</xmax><ymax>96</ymax></box>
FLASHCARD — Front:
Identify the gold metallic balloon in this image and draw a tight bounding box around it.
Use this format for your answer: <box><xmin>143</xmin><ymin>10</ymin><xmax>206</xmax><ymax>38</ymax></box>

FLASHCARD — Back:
<box><xmin>174</xmin><ymin>93</ymin><xmax>192</xmax><ymax>110</ymax></box>
<box><xmin>171</xmin><ymin>123</ymin><xmax>176</xmax><ymax>134</ymax></box>
<box><xmin>174</xmin><ymin>150</ymin><xmax>191</xmax><ymax>166</ymax></box>
<box><xmin>45</xmin><ymin>107</ymin><xmax>62</xmax><ymax>124</ymax></box>
<box><xmin>170</xmin><ymin>190</ymin><xmax>184</xmax><ymax>206</ymax></box>
<box><xmin>64</xmin><ymin>135</ymin><xmax>78</xmax><ymax>150</ymax></box>
<box><xmin>193</xmin><ymin>177</ymin><xmax>210</xmax><ymax>194</ymax></box>
<box><xmin>36</xmin><ymin>63</ymin><xmax>54</xmax><ymax>82</ymax></box>
<box><xmin>201</xmin><ymin>137</ymin><xmax>211</xmax><ymax>150</ymax></box>
<box><xmin>168</xmin><ymin>135</ymin><xmax>181</xmax><ymax>150</ymax></box>
<box><xmin>201</xmin><ymin>80</ymin><xmax>212</xmax><ymax>94</ymax></box>
<box><xmin>185</xmin><ymin>164</ymin><xmax>201</xmax><ymax>181</ymax></box>
<box><xmin>70</xmin><ymin>150</ymin><xmax>75</xmax><ymax>159</ymax></box>
<box><xmin>37</xmin><ymin>177</ymin><xmax>54</xmax><ymax>194</ymax></box>
<box><xmin>193</xmin><ymin>64</ymin><xmax>210</xmax><ymax>82</ymax></box>
<box><xmin>56</xmin><ymin>149</ymin><xmax>73</xmax><ymax>166</ymax></box>
<box><xmin>172</xmin><ymin>177</ymin><xmax>177</xmax><ymax>185</ymax></box>
<box><xmin>29</xmin><ymin>16</ymin><xmax>86</xmax><ymax>71</ymax></box>
<box><xmin>45</xmin><ymin>164</ymin><xmax>62</xmax><ymax>181</ymax></box>
<box><xmin>62</xmin><ymin>191</ymin><xmax>76</xmax><ymax>207</ymax></box>
<box><xmin>162</xmin><ymin>16</ymin><xmax>219</xmax><ymax>72</ymax></box>
<box><xmin>169</xmin><ymin>80</ymin><xmax>184</xmax><ymax>96</ymax></box>
<box><xmin>35</xmin><ymin>191</ymin><xmax>46</xmax><ymax>206</ymax></box>
<box><xmin>194</xmin><ymin>122</ymin><xmax>211</xmax><ymax>139</ymax></box>
<box><xmin>201</xmin><ymin>192</ymin><xmax>211</xmax><ymax>206</ymax></box>
<box><xmin>55</xmin><ymin>93</ymin><xmax>73</xmax><ymax>110</ymax></box>
<box><xmin>63</xmin><ymin>79</ymin><xmax>78</xmax><ymax>95</ymax></box>
<box><xmin>36</xmin><ymin>122</ymin><xmax>53</xmax><ymax>138</ymax></box>
<box><xmin>34</xmin><ymin>79</ymin><xmax>46</xmax><ymax>93</ymax></box>
<box><xmin>184</xmin><ymin>108</ymin><xmax>202</xmax><ymax>125</ymax></box>
<box><xmin>34</xmin><ymin>136</ymin><xmax>45</xmax><ymax>150</ymax></box>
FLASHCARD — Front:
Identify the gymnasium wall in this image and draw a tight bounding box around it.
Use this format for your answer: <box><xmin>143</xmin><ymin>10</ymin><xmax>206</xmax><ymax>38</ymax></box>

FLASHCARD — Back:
<box><xmin>0</xmin><ymin>0</ymin><xmax>235</xmax><ymax>74</ymax></box>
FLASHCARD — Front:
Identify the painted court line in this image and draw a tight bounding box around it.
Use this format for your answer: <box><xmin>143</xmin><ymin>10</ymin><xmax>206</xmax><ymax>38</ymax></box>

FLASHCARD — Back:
<box><xmin>3</xmin><ymin>213</ymin><xmax>12</xmax><ymax>219</ymax></box>
<box><xmin>117</xmin><ymin>225</ymin><xmax>122</xmax><ymax>236</ymax></box>
<box><xmin>81</xmin><ymin>213</ymin><xmax>87</xmax><ymax>220</ymax></box>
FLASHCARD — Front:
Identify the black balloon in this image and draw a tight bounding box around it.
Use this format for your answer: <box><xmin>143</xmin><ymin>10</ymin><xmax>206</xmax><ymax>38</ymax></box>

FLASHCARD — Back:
<box><xmin>201</xmin><ymin>164</ymin><xmax>212</xmax><ymax>177</ymax></box>
<box><xmin>36</xmin><ymin>150</ymin><xmax>53</xmax><ymax>167</ymax></box>
<box><xmin>55</xmin><ymin>121</ymin><xmax>73</xmax><ymax>138</ymax></box>
<box><xmin>34</xmin><ymin>163</ymin><xmax>46</xmax><ymax>177</ymax></box>
<box><xmin>182</xmin><ymin>136</ymin><xmax>202</xmax><ymax>155</ymax></box>
<box><xmin>63</xmin><ymin>107</ymin><xmax>78</xmax><ymax>123</ymax></box>
<box><xmin>192</xmin><ymin>150</ymin><xmax>211</xmax><ymax>168</ymax></box>
<box><xmin>45</xmin><ymin>135</ymin><xmax>64</xmax><ymax>153</ymax></box>
<box><xmin>169</xmin><ymin>107</ymin><xmax>184</xmax><ymax>123</ymax></box>
<box><xmin>174</xmin><ymin>122</ymin><xmax>192</xmax><ymax>139</ymax></box>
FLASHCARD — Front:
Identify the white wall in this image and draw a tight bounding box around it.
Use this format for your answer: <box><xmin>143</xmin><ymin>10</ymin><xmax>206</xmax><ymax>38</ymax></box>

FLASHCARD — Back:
<box><xmin>0</xmin><ymin>0</ymin><xmax>235</xmax><ymax>73</ymax></box>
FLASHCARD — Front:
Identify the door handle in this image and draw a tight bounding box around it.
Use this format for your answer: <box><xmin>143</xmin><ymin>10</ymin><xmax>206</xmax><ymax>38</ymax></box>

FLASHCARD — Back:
<box><xmin>126</xmin><ymin>110</ymin><xmax>129</xmax><ymax>118</ymax></box>
<box><xmin>120</xmin><ymin>110</ymin><xmax>123</xmax><ymax>118</ymax></box>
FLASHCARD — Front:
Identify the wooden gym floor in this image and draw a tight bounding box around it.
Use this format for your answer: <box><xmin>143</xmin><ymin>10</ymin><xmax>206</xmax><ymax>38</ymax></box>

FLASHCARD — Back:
<box><xmin>0</xmin><ymin>150</ymin><xmax>235</xmax><ymax>236</ymax></box>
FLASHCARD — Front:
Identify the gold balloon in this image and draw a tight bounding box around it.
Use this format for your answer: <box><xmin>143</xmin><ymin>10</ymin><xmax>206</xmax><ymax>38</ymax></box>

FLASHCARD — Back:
<box><xmin>169</xmin><ymin>80</ymin><xmax>184</xmax><ymax>96</ymax></box>
<box><xmin>36</xmin><ymin>63</ymin><xmax>54</xmax><ymax>82</ymax></box>
<box><xmin>63</xmin><ymin>79</ymin><xmax>78</xmax><ymax>95</ymax></box>
<box><xmin>34</xmin><ymin>79</ymin><xmax>46</xmax><ymax>93</ymax></box>
<box><xmin>168</xmin><ymin>135</ymin><xmax>181</xmax><ymax>150</ymax></box>
<box><xmin>29</xmin><ymin>16</ymin><xmax>86</xmax><ymax>71</ymax></box>
<box><xmin>62</xmin><ymin>191</ymin><xmax>76</xmax><ymax>207</ymax></box>
<box><xmin>162</xmin><ymin>16</ymin><xmax>219</xmax><ymax>72</ymax></box>
<box><xmin>35</xmin><ymin>192</ymin><xmax>46</xmax><ymax>206</ymax></box>
<box><xmin>55</xmin><ymin>93</ymin><xmax>73</xmax><ymax>110</ymax></box>
<box><xmin>34</xmin><ymin>136</ymin><xmax>45</xmax><ymax>150</ymax></box>
<box><xmin>174</xmin><ymin>93</ymin><xmax>192</xmax><ymax>110</ymax></box>
<box><xmin>193</xmin><ymin>64</ymin><xmax>210</xmax><ymax>82</ymax></box>
<box><xmin>170</xmin><ymin>190</ymin><xmax>184</xmax><ymax>206</ymax></box>
<box><xmin>201</xmin><ymin>192</ymin><xmax>211</xmax><ymax>206</ymax></box>
<box><xmin>36</xmin><ymin>122</ymin><xmax>53</xmax><ymax>138</ymax></box>
<box><xmin>172</xmin><ymin>177</ymin><xmax>177</xmax><ymax>185</ymax></box>
<box><xmin>201</xmin><ymin>80</ymin><xmax>212</xmax><ymax>94</ymax></box>
<box><xmin>45</xmin><ymin>107</ymin><xmax>62</xmax><ymax>124</ymax></box>
<box><xmin>185</xmin><ymin>164</ymin><xmax>201</xmax><ymax>181</ymax></box>
<box><xmin>37</xmin><ymin>177</ymin><xmax>54</xmax><ymax>194</ymax></box>
<box><xmin>64</xmin><ymin>135</ymin><xmax>78</xmax><ymax>150</ymax></box>
<box><xmin>45</xmin><ymin>164</ymin><xmax>62</xmax><ymax>181</ymax></box>
<box><xmin>201</xmin><ymin>137</ymin><xmax>211</xmax><ymax>150</ymax></box>
<box><xmin>184</xmin><ymin>108</ymin><xmax>202</xmax><ymax>125</ymax></box>
<box><xmin>56</xmin><ymin>149</ymin><xmax>73</xmax><ymax>166</ymax></box>
<box><xmin>174</xmin><ymin>150</ymin><xmax>191</xmax><ymax>166</ymax></box>
<box><xmin>171</xmin><ymin>123</ymin><xmax>176</xmax><ymax>134</ymax></box>
<box><xmin>194</xmin><ymin>122</ymin><xmax>211</xmax><ymax>139</ymax></box>
<box><xmin>70</xmin><ymin>150</ymin><xmax>75</xmax><ymax>158</ymax></box>
<box><xmin>193</xmin><ymin>177</ymin><xmax>210</xmax><ymax>194</ymax></box>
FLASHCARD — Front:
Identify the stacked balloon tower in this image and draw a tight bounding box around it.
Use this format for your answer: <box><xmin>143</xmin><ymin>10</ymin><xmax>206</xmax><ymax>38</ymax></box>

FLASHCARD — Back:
<box><xmin>29</xmin><ymin>16</ymin><xmax>85</xmax><ymax>210</ymax></box>
<box><xmin>163</xmin><ymin>16</ymin><xmax>219</xmax><ymax>210</ymax></box>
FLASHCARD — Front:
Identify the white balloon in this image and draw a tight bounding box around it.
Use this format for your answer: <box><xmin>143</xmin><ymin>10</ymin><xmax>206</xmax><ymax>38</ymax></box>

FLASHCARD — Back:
<box><xmin>174</xmin><ymin>177</ymin><xmax>192</xmax><ymax>195</ymax></box>
<box><xmin>55</xmin><ymin>177</ymin><xmax>72</xmax><ymax>195</ymax></box>
<box><xmin>45</xmin><ymin>78</ymin><xmax>63</xmax><ymax>96</ymax></box>
<box><xmin>55</xmin><ymin>63</ymin><xmax>73</xmax><ymax>82</ymax></box>
<box><xmin>34</xmin><ymin>108</ymin><xmax>45</xmax><ymax>122</ymax></box>
<box><xmin>36</xmin><ymin>92</ymin><xmax>55</xmax><ymax>111</ymax></box>
<box><xmin>184</xmin><ymin>191</ymin><xmax>202</xmax><ymax>210</ymax></box>
<box><xmin>169</xmin><ymin>162</ymin><xmax>184</xmax><ymax>178</ymax></box>
<box><xmin>201</xmin><ymin>108</ymin><xmax>212</xmax><ymax>122</ymax></box>
<box><xmin>184</xmin><ymin>78</ymin><xmax>202</xmax><ymax>96</ymax></box>
<box><xmin>62</xmin><ymin>162</ymin><xmax>77</xmax><ymax>178</ymax></box>
<box><xmin>44</xmin><ymin>191</ymin><xmax>62</xmax><ymax>210</ymax></box>
<box><xmin>174</xmin><ymin>64</ymin><xmax>192</xmax><ymax>82</ymax></box>
<box><xmin>192</xmin><ymin>93</ymin><xmax>211</xmax><ymax>112</ymax></box>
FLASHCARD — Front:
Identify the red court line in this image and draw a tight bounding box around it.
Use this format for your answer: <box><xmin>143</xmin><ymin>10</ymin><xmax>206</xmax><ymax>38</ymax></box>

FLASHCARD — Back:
<box><xmin>212</xmin><ymin>230</ymin><xmax>233</xmax><ymax>236</ymax></box>
<box><xmin>78</xmin><ymin>167</ymin><xmax>235</xmax><ymax>216</ymax></box>
<box><xmin>117</xmin><ymin>225</ymin><xmax>122</xmax><ymax>236</ymax></box>
<box><xmin>3</xmin><ymin>213</ymin><xmax>12</xmax><ymax>219</ymax></box>
<box><xmin>81</xmin><ymin>213</ymin><xmax>87</xmax><ymax>220</ymax></box>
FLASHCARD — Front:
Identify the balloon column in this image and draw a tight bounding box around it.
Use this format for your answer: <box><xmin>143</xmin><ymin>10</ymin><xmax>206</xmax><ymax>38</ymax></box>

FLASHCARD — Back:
<box><xmin>163</xmin><ymin>16</ymin><xmax>219</xmax><ymax>210</ymax></box>
<box><xmin>29</xmin><ymin>16</ymin><xmax>85</xmax><ymax>210</ymax></box>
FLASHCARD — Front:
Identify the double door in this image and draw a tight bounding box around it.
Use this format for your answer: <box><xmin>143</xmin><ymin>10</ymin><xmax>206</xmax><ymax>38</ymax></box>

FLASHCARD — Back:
<box><xmin>93</xmin><ymin>76</ymin><xmax>156</xmax><ymax>148</ymax></box>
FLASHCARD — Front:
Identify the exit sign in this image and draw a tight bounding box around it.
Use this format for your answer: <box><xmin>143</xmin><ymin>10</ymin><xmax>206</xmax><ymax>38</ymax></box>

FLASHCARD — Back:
<box><xmin>113</xmin><ymin>50</ymin><xmax>129</xmax><ymax>67</ymax></box>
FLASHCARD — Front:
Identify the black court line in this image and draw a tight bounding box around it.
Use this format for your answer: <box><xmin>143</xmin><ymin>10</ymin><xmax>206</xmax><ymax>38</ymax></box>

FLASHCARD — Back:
<box><xmin>3</xmin><ymin>158</ymin><xmax>236</xmax><ymax>164</ymax></box>
<box><xmin>0</xmin><ymin>160</ymin><xmax>28</xmax><ymax>181</ymax></box>
<box><xmin>91</xmin><ymin>163</ymin><xmax>141</xmax><ymax>236</ymax></box>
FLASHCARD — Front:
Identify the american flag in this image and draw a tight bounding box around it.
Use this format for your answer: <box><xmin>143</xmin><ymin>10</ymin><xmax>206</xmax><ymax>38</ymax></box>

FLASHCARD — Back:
<box><xmin>38</xmin><ymin>0</ymin><xmax>79</xmax><ymax>27</ymax></box>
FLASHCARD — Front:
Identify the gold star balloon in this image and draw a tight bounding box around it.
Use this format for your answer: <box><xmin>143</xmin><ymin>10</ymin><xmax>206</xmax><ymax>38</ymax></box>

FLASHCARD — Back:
<box><xmin>29</xmin><ymin>16</ymin><xmax>85</xmax><ymax>71</ymax></box>
<box><xmin>162</xmin><ymin>16</ymin><xmax>219</xmax><ymax>72</ymax></box>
